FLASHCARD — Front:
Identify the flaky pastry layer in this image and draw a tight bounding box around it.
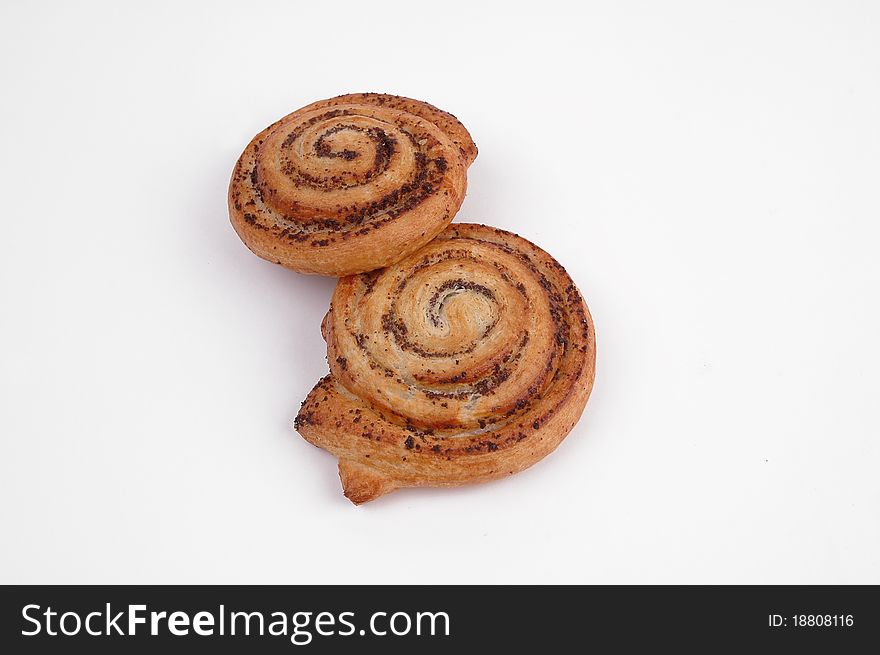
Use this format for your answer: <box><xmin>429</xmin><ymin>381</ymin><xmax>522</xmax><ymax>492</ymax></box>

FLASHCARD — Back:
<box><xmin>296</xmin><ymin>224</ymin><xmax>596</xmax><ymax>503</ymax></box>
<box><xmin>229</xmin><ymin>93</ymin><xmax>476</xmax><ymax>276</ymax></box>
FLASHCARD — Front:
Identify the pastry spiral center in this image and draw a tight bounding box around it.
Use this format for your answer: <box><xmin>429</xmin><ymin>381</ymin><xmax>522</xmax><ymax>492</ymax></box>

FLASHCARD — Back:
<box><xmin>383</xmin><ymin>277</ymin><xmax>500</xmax><ymax>360</ymax></box>
<box><xmin>250</xmin><ymin>106</ymin><xmax>454</xmax><ymax>228</ymax></box>
<box><xmin>286</xmin><ymin>122</ymin><xmax>397</xmax><ymax>188</ymax></box>
<box><xmin>331</xmin><ymin>237</ymin><xmax>565</xmax><ymax>431</ymax></box>
<box><xmin>428</xmin><ymin>279</ymin><xmax>495</xmax><ymax>329</ymax></box>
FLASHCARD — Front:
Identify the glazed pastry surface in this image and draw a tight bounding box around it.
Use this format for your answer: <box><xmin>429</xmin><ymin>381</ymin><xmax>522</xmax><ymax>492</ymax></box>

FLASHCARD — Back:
<box><xmin>229</xmin><ymin>93</ymin><xmax>476</xmax><ymax>276</ymax></box>
<box><xmin>295</xmin><ymin>223</ymin><xmax>596</xmax><ymax>503</ymax></box>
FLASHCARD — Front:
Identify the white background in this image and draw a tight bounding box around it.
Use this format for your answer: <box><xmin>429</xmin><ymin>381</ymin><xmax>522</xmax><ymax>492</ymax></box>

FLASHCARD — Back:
<box><xmin>1</xmin><ymin>1</ymin><xmax>878</xmax><ymax>584</ymax></box>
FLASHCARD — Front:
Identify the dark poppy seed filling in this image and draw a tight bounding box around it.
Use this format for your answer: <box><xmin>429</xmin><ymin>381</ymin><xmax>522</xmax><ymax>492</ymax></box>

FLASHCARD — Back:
<box><xmin>294</xmin><ymin>222</ymin><xmax>595</xmax><ymax>503</ymax></box>
<box><xmin>324</xmin><ymin>226</ymin><xmax>589</xmax><ymax>437</ymax></box>
<box><xmin>228</xmin><ymin>94</ymin><xmax>478</xmax><ymax>278</ymax></box>
<box><xmin>281</xmin><ymin>122</ymin><xmax>397</xmax><ymax>188</ymax></box>
<box><xmin>238</xmin><ymin>106</ymin><xmax>460</xmax><ymax>240</ymax></box>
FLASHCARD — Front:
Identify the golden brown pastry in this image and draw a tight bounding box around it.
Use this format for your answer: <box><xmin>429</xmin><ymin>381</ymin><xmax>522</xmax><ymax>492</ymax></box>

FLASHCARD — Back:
<box><xmin>295</xmin><ymin>223</ymin><xmax>596</xmax><ymax>504</ymax></box>
<box><xmin>228</xmin><ymin>93</ymin><xmax>477</xmax><ymax>276</ymax></box>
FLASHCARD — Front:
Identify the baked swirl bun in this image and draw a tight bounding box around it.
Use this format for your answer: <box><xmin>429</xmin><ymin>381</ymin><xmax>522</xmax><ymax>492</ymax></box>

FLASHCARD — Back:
<box><xmin>228</xmin><ymin>93</ymin><xmax>477</xmax><ymax>276</ymax></box>
<box><xmin>295</xmin><ymin>224</ymin><xmax>596</xmax><ymax>503</ymax></box>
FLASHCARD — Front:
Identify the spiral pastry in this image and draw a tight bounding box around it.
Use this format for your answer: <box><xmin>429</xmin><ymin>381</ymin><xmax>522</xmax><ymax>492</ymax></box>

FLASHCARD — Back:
<box><xmin>228</xmin><ymin>93</ymin><xmax>477</xmax><ymax>276</ymax></box>
<box><xmin>295</xmin><ymin>224</ymin><xmax>596</xmax><ymax>503</ymax></box>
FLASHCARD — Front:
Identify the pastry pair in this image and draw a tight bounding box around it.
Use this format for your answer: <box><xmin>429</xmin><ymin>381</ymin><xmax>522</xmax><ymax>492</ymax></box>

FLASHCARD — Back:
<box><xmin>229</xmin><ymin>94</ymin><xmax>596</xmax><ymax>504</ymax></box>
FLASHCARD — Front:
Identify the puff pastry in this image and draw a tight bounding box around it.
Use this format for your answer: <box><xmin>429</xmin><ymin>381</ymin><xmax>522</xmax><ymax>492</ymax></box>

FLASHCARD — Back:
<box><xmin>228</xmin><ymin>93</ymin><xmax>476</xmax><ymax>276</ymax></box>
<box><xmin>295</xmin><ymin>223</ymin><xmax>596</xmax><ymax>503</ymax></box>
